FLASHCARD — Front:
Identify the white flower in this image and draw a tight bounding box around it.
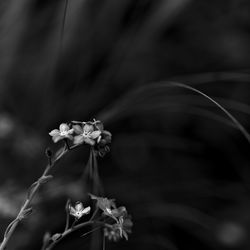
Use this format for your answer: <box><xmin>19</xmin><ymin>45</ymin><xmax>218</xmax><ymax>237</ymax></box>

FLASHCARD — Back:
<box><xmin>49</xmin><ymin>123</ymin><xmax>74</xmax><ymax>143</ymax></box>
<box><xmin>73</xmin><ymin>123</ymin><xmax>101</xmax><ymax>146</ymax></box>
<box><xmin>69</xmin><ymin>202</ymin><xmax>91</xmax><ymax>219</ymax></box>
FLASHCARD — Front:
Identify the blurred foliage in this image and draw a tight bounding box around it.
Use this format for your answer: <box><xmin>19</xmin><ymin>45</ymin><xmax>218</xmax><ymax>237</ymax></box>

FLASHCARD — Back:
<box><xmin>1</xmin><ymin>0</ymin><xmax>250</xmax><ymax>249</ymax></box>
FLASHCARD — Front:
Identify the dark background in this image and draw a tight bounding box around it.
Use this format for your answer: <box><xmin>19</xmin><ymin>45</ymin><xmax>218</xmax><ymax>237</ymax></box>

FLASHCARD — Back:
<box><xmin>1</xmin><ymin>0</ymin><xmax>250</xmax><ymax>249</ymax></box>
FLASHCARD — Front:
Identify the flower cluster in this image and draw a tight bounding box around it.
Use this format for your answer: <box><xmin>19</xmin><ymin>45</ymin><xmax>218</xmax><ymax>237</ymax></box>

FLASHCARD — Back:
<box><xmin>49</xmin><ymin>120</ymin><xmax>112</xmax><ymax>154</ymax></box>
<box><xmin>90</xmin><ymin>194</ymin><xmax>133</xmax><ymax>241</ymax></box>
<box><xmin>47</xmin><ymin>121</ymin><xmax>132</xmax><ymax>245</ymax></box>
<box><xmin>104</xmin><ymin>215</ymin><xmax>133</xmax><ymax>241</ymax></box>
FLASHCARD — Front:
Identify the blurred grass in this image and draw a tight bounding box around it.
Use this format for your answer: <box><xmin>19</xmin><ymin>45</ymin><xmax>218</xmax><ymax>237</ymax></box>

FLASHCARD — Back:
<box><xmin>1</xmin><ymin>0</ymin><xmax>250</xmax><ymax>249</ymax></box>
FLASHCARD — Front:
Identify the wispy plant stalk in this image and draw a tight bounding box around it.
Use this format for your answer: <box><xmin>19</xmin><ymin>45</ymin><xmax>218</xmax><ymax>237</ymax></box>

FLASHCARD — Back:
<box><xmin>0</xmin><ymin>144</ymin><xmax>79</xmax><ymax>250</ymax></box>
<box><xmin>43</xmin><ymin>220</ymin><xmax>108</xmax><ymax>250</ymax></box>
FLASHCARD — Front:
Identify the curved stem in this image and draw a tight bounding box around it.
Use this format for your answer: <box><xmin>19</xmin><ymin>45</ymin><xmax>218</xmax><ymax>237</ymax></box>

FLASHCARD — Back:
<box><xmin>0</xmin><ymin>144</ymin><xmax>80</xmax><ymax>250</ymax></box>
<box><xmin>89</xmin><ymin>207</ymin><xmax>99</xmax><ymax>222</ymax></box>
<box><xmin>168</xmin><ymin>82</ymin><xmax>250</xmax><ymax>144</ymax></box>
<box><xmin>99</xmin><ymin>81</ymin><xmax>250</xmax><ymax>145</ymax></box>
<box><xmin>45</xmin><ymin>221</ymin><xmax>107</xmax><ymax>250</ymax></box>
<box><xmin>64</xmin><ymin>199</ymin><xmax>71</xmax><ymax>231</ymax></box>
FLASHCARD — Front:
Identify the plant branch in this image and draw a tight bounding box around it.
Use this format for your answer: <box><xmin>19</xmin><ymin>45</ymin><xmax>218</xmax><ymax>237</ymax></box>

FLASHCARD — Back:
<box><xmin>0</xmin><ymin>143</ymin><xmax>80</xmax><ymax>250</ymax></box>
<box><xmin>45</xmin><ymin>221</ymin><xmax>108</xmax><ymax>250</ymax></box>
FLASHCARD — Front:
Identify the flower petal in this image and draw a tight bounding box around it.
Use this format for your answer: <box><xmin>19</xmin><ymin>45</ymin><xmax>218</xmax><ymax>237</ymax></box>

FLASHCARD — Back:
<box><xmin>102</xmin><ymin>130</ymin><xmax>112</xmax><ymax>137</ymax></box>
<box><xmin>73</xmin><ymin>125</ymin><xmax>83</xmax><ymax>134</ymax></box>
<box><xmin>111</xmin><ymin>206</ymin><xmax>127</xmax><ymax>218</ymax></box>
<box><xmin>74</xmin><ymin>135</ymin><xmax>84</xmax><ymax>145</ymax></box>
<box><xmin>90</xmin><ymin>130</ymin><xmax>101</xmax><ymax>139</ymax></box>
<box><xmin>49</xmin><ymin>129</ymin><xmax>60</xmax><ymax>137</ymax></box>
<box><xmin>59</xmin><ymin>123</ymin><xmax>70</xmax><ymax>132</ymax></box>
<box><xmin>75</xmin><ymin>202</ymin><xmax>83</xmax><ymax>212</ymax></box>
<box><xmin>53</xmin><ymin>135</ymin><xmax>63</xmax><ymax>143</ymax></box>
<box><xmin>84</xmin><ymin>137</ymin><xmax>95</xmax><ymax>146</ymax></box>
<box><xmin>69</xmin><ymin>206</ymin><xmax>76</xmax><ymax>216</ymax></box>
<box><xmin>82</xmin><ymin>206</ymin><xmax>91</xmax><ymax>214</ymax></box>
<box><xmin>67</xmin><ymin>129</ymin><xmax>74</xmax><ymax>135</ymax></box>
<box><xmin>83</xmin><ymin>124</ymin><xmax>94</xmax><ymax>133</ymax></box>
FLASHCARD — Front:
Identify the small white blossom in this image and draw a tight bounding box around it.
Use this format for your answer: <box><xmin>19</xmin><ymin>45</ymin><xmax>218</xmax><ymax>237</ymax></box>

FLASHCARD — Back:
<box><xmin>49</xmin><ymin>123</ymin><xmax>74</xmax><ymax>143</ymax></box>
<box><xmin>73</xmin><ymin>123</ymin><xmax>101</xmax><ymax>146</ymax></box>
<box><xmin>69</xmin><ymin>202</ymin><xmax>91</xmax><ymax>220</ymax></box>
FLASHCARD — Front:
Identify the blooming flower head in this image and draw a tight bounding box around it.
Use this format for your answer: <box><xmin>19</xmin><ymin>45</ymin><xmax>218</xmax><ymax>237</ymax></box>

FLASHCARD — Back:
<box><xmin>69</xmin><ymin>201</ymin><xmax>91</xmax><ymax>220</ymax></box>
<box><xmin>71</xmin><ymin>119</ymin><xmax>112</xmax><ymax>149</ymax></box>
<box><xmin>89</xmin><ymin>193</ymin><xmax>133</xmax><ymax>241</ymax></box>
<box><xmin>104</xmin><ymin>215</ymin><xmax>133</xmax><ymax>241</ymax></box>
<box><xmin>73</xmin><ymin>122</ymin><xmax>101</xmax><ymax>146</ymax></box>
<box><xmin>89</xmin><ymin>194</ymin><xmax>128</xmax><ymax>222</ymax></box>
<box><xmin>89</xmin><ymin>193</ymin><xmax>117</xmax><ymax>218</ymax></box>
<box><xmin>49</xmin><ymin>123</ymin><xmax>74</xmax><ymax>143</ymax></box>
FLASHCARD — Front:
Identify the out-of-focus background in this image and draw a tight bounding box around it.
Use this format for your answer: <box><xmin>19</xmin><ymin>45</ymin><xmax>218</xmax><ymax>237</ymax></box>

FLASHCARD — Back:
<box><xmin>1</xmin><ymin>0</ymin><xmax>250</xmax><ymax>249</ymax></box>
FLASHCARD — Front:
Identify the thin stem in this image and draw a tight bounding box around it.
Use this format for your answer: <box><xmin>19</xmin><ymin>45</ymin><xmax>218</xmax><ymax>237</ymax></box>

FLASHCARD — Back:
<box><xmin>0</xmin><ymin>143</ymin><xmax>80</xmax><ymax>250</ymax></box>
<box><xmin>168</xmin><ymin>82</ymin><xmax>250</xmax><ymax>144</ymax></box>
<box><xmin>103</xmin><ymin>231</ymin><xmax>106</xmax><ymax>250</ymax></box>
<box><xmin>92</xmin><ymin>149</ymin><xmax>104</xmax><ymax>195</ymax></box>
<box><xmin>89</xmin><ymin>150</ymin><xmax>103</xmax><ymax>250</ymax></box>
<box><xmin>45</xmin><ymin>221</ymin><xmax>108</xmax><ymax>250</ymax></box>
<box><xmin>64</xmin><ymin>139</ymin><xmax>70</xmax><ymax>150</ymax></box>
<box><xmin>89</xmin><ymin>148</ymin><xmax>94</xmax><ymax>178</ymax></box>
<box><xmin>89</xmin><ymin>206</ymin><xmax>99</xmax><ymax>221</ymax></box>
<box><xmin>80</xmin><ymin>226</ymin><xmax>103</xmax><ymax>237</ymax></box>
<box><xmin>71</xmin><ymin>218</ymin><xmax>78</xmax><ymax>228</ymax></box>
<box><xmin>64</xmin><ymin>199</ymin><xmax>71</xmax><ymax>231</ymax></box>
<box><xmin>92</xmin><ymin>149</ymin><xmax>98</xmax><ymax>194</ymax></box>
<box><xmin>82</xmin><ymin>148</ymin><xmax>93</xmax><ymax>179</ymax></box>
